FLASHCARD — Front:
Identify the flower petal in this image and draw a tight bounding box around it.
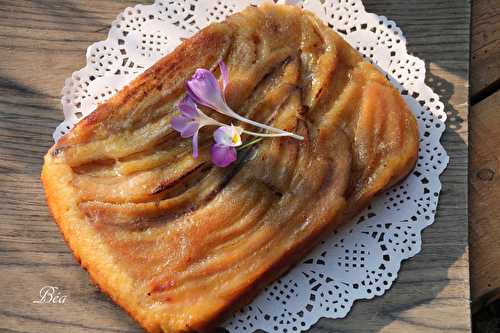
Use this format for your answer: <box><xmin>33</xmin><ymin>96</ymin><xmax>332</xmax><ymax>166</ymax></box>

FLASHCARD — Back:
<box><xmin>180</xmin><ymin>122</ymin><xmax>199</xmax><ymax>138</ymax></box>
<box><xmin>178</xmin><ymin>95</ymin><xmax>199</xmax><ymax>118</ymax></box>
<box><xmin>214</xmin><ymin>125</ymin><xmax>242</xmax><ymax>147</ymax></box>
<box><xmin>219</xmin><ymin>61</ymin><xmax>229</xmax><ymax>92</ymax></box>
<box><xmin>187</xmin><ymin>68</ymin><xmax>227</xmax><ymax>110</ymax></box>
<box><xmin>213</xmin><ymin>125</ymin><xmax>234</xmax><ymax>146</ymax></box>
<box><xmin>214</xmin><ymin>125</ymin><xmax>243</xmax><ymax>147</ymax></box>
<box><xmin>211</xmin><ymin>143</ymin><xmax>237</xmax><ymax>167</ymax></box>
<box><xmin>171</xmin><ymin>115</ymin><xmax>191</xmax><ymax>133</ymax></box>
<box><xmin>229</xmin><ymin>125</ymin><xmax>243</xmax><ymax>146</ymax></box>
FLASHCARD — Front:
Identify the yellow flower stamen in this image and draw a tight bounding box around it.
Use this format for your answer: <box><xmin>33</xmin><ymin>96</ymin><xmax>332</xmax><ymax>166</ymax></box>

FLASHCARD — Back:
<box><xmin>232</xmin><ymin>133</ymin><xmax>239</xmax><ymax>144</ymax></box>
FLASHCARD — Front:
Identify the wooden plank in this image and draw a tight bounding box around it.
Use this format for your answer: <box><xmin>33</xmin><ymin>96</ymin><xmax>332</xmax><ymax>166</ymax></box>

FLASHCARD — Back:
<box><xmin>470</xmin><ymin>90</ymin><xmax>500</xmax><ymax>309</ymax></box>
<box><xmin>470</xmin><ymin>0</ymin><xmax>500</xmax><ymax>97</ymax></box>
<box><xmin>469</xmin><ymin>0</ymin><xmax>500</xmax><ymax>313</ymax></box>
<box><xmin>0</xmin><ymin>0</ymin><xmax>470</xmax><ymax>332</ymax></box>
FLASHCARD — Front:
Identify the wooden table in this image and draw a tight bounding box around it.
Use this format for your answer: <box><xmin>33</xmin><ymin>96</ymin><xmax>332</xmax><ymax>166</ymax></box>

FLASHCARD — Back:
<box><xmin>0</xmin><ymin>1</ymin><xmax>471</xmax><ymax>332</ymax></box>
<box><xmin>470</xmin><ymin>0</ymin><xmax>500</xmax><ymax>314</ymax></box>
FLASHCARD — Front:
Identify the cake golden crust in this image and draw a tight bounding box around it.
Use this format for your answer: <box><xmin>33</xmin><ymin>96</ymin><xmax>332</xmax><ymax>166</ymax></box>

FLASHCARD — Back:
<box><xmin>42</xmin><ymin>4</ymin><xmax>418</xmax><ymax>333</ymax></box>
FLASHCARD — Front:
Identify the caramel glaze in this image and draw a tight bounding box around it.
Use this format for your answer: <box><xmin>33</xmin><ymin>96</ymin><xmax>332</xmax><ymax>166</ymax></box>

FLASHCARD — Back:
<box><xmin>47</xmin><ymin>4</ymin><xmax>418</xmax><ymax>332</ymax></box>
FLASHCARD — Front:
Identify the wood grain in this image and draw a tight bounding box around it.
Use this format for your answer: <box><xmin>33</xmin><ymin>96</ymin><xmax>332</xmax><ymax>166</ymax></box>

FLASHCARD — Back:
<box><xmin>0</xmin><ymin>1</ymin><xmax>470</xmax><ymax>332</ymax></box>
<box><xmin>469</xmin><ymin>90</ymin><xmax>500</xmax><ymax>310</ymax></box>
<box><xmin>470</xmin><ymin>0</ymin><xmax>500</xmax><ymax>97</ymax></box>
<box><xmin>468</xmin><ymin>0</ymin><xmax>500</xmax><ymax>311</ymax></box>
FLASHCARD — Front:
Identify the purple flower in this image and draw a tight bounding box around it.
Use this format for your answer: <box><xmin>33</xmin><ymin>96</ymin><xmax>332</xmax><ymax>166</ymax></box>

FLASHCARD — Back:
<box><xmin>186</xmin><ymin>62</ymin><xmax>303</xmax><ymax>141</ymax></box>
<box><xmin>186</xmin><ymin>62</ymin><xmax>229</xmax><ymax>112</ymax></box>
<box><xmin>172</xmin><ymin>62</ymin><xmax>304</xmax><ymax>166</ymax></box>
<box><xmin>211</xmin><ymin>125</ymin><xmax>243</xmax><ymax>167</ymax></box>
<box><xmin>171</xmin><ymin>95</ymin><xmax>220</xmax><ymax>158</ymax></box>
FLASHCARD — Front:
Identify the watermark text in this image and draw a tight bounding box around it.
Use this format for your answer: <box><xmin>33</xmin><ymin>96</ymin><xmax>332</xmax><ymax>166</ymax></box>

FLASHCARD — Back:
<box><xmin>33</xmin><ymin>286</ymin><xmax>67</xmax><ymax>304</ymax></box>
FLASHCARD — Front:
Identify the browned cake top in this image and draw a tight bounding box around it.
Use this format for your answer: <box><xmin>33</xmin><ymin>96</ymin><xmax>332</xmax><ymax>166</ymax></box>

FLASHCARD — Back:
<box><xmin>44</xmin><ymin>4</ymin><xmax>418</xmax><ymax>332</ymax></box>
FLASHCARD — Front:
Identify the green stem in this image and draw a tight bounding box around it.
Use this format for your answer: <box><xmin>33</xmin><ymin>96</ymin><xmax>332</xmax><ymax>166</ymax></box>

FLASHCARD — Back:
<box><xmin>237</xmin><ymin>138</ymin><xmax>263</xmax><ymax>151</ymax></box>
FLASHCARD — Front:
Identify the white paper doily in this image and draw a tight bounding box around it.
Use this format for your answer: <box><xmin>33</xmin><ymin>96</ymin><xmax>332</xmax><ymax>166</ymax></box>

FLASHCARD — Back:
<box><xmin>54</xmin><ymin>1</ymin><xmax>449</xmax><ymax>332</ymax></box>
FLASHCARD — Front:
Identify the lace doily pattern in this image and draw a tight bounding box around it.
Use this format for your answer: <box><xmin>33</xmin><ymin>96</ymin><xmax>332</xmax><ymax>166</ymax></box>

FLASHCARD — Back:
<box><xmin>54</xmin><ymin>1</ymin><xmax>449</xmax><ymax>332</ymax></box>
